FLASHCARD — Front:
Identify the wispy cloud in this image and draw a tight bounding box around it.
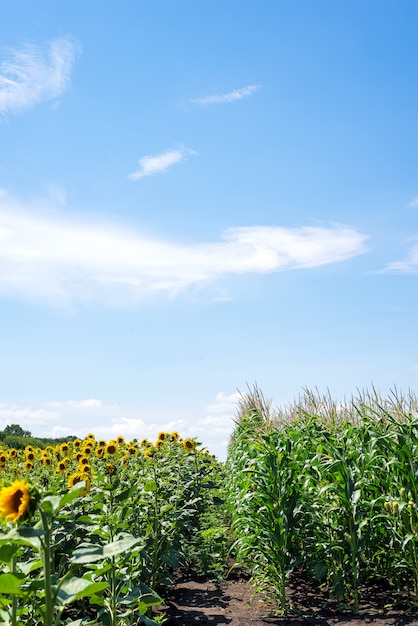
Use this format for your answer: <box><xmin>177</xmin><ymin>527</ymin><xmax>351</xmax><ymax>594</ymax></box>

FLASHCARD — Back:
<box><xmin>191</xmin><ymin>84</ymin><xmax>261</xmax><ymax>106</ymax></box>
<box><xmin>0</xmin><ymin>193</ymin><xmax>369</xmax><ymax>307</ymax></box>
<box><xmin>0</xmin><ymin>36</ymin><xmax>80</xmax><ymax>117</ymax></box>
<box><xmin>408</xmin><ymin>197</ymin><xmax>418</xmax><ymax>208</ymax></box>
<box><xmin>128</xmin><ymin>146</ymin><xmax>196</xmax><ymax>180</ymax></box>
<box><xmin>382</xmin><ymin>239</ymin><xmax>418</xmax><ymax>274</ymax></box>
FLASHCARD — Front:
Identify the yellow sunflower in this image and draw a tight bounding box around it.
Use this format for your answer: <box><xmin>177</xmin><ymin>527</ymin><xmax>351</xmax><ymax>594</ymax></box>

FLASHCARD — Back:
<box><xmin>68</xmin><ymin>472</ymin><xmax>91</xmax><ymax>496</ymax></box>
<box><xmin>143</xmin><ymin>447</ymin><xmax>154</xmax><ymax>459</ymax></box>
<box><xmin>105</xmin><ymin>463</ymin><xmax>116</xmax><ymax>475</ymax></box>
<box><xmin>171</xmin><ymin>431</ymin><xmax>179</xmax><ymax>442</ymax></box>
<box><xmin>182</xmin><ymin>438</ymin><xmax>195</xmax><ymax>452</ymax></box>
<box><xmin>78</xmin><ymin>463</ymin><xmax>91</xmax><ymax>475</ymax></box>
<box><xmin>23</xmin><ymin>461</ymin><xmax>33</xmax><ymax>472</ymax></box>
<box><xmin>157</xmin><ymin>431</ymin><xmax>167</xmax><ymax>442</ymax></box>
<box><xmin>105</xmin><ymin>442</ymin><xmax>118</xmax><ymax>456</ymax></box>
<box><xmin>0</xmin><ymin>480</ymin><xmax>31</xmax><ymax>523</ymax></box>
<box><xmin>56</xmin><ymin>461</ymin><xmax>67</xmax><ymax>474</ymax></box>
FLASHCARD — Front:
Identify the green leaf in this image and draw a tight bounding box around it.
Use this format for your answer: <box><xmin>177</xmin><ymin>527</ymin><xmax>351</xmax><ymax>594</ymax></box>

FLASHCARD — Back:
<box><xmin>71</xmin><ymin>546</ymin><xmax>103</xmax><ymax>564</ymax></box>
<box><xmin>58</xmin><ymin>482</ymin><xmax>88</xmax><ymax>509</ymax></box>
<box><xmin>41</xmin><ymin>496</ymin><xmax>60</xmax><ymax>515</ymax></box>
<box><xmin>144</xmin><ymin>481</ymin><xmax>157</xmax><ymax>492</ymax></box>
<box><xmin>102</xmin><ymin>536</ymin><xmax>143</xmax><ymax>558</ymax></box>
<box><xmin>402</xmin><ymin>533</ymin><xmax>415</xmax><ymax>549</ymax></box>
<box><xmin>0</xmin><ymin>573</ymin><xmax>23</xmax><ymax>595</ymax></box>
<box><xmin>0</xmin><ymin>543</ymin><xmax>19</xmax><ymax>564</ymax></box>
<box><xmin>72</xmin><ymin>536</ymin><xmax>143</xmax><ymax>564</ymax></box>
<box><xmin>55</xmin><ymin>577</ymin><xmax>108</xmax><ymax>608</ymax></box>
<box><xmin>19</xmin><ymin>558</ymin><xmax>43</xmax><ymax>575</ymax></box>
<box><xmin>0</xmin><ymin>526</ymin><xmax>43</xmax><ymax>550</ymax></box>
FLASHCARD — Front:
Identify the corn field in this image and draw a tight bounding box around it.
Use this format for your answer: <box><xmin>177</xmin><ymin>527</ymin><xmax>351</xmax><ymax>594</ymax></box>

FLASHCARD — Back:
<box><xmin>226</xmin><ymin>386</ymin><xmax>418</xmax><ymax>614</ymax></box>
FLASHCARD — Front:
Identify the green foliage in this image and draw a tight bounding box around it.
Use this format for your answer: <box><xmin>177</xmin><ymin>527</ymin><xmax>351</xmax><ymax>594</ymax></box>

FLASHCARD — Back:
<box><xmin>226</xmin><ymin>386</ymin><xmax>418</xmax><ymax>614</ymax></box>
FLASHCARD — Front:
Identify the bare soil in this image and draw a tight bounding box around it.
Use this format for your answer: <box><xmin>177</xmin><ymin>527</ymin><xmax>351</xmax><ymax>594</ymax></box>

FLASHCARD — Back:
<box><xmin>160</xmin><ymin>568</ymin><xmax>418</xmax><ymax>626</ymax></box>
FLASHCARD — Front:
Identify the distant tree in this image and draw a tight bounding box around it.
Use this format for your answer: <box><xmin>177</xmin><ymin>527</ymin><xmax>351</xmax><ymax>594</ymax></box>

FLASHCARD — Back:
<box><xmin>3</xmin><ymin>424</ymin><xmax>31</xmax><ymax>438</ymax></box>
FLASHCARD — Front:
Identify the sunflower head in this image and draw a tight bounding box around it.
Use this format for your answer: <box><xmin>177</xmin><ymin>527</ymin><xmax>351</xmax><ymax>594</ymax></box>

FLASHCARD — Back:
<box><xmin>157</xmin><ymin>431</ymin><xmax>167</xmax><ymax>442</ymax></box>
<box><xmin>0</xmin><ymin>480</ymin><xmax>33</xmax><ymax>523</ymax></box>
<box><xmin>182</xmin><ymin>438</ymin><xmax>195</xmax><ymax>452</ymax></box>
<box><xmin>105</xmin><ymin>442</ymin><xmax>118</xmax><ymax>456</ymax></box>
<box><xmin>68</xmin><ymin>472</ymin><xmax>91</xmax><ymax>497</ymax></box>
<box><xmin>116</xmin><ymin>436</ymin><xmax>125</xmax><ymax>445</ymax></box>
<box><xmin>56</xmin><ymin>461</ymin><xmax>67</xmax><ymax>474</ymax></box>
<box><xmin>105</xmin><ymin>463</ymin><xmax>116</xmax><ymax>475</ymax></box>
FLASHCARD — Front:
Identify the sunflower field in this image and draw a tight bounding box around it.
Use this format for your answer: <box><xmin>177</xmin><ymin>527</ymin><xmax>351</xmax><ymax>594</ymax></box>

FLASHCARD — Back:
<box><xmin>0</xmin><ymin>432</ymin><xmax>228</xmax><ymax>625</ymax></box>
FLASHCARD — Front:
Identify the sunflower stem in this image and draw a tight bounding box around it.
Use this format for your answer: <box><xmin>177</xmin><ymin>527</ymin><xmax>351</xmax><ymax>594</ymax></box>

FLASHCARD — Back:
<box><xmin>40</xmin><ymin>508</ymin><xmax>54</xmax><ymax>626</ymax></box>
<box><xmin>10</xmin><ymin>554</ymin><xmax>17</xmax><ymax>626</ymax></box>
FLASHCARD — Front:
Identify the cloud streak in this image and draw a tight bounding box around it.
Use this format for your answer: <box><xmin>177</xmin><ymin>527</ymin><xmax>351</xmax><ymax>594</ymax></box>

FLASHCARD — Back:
<box><xmin>191</xmin><ymin>84</ymin><xmax>261</xmax><ymax>106</ymax></box>
<box><xmin>0</xmin><ymin>195</ymin><xmax>369</xmax><ymax>307</ymax></box>
<box><xmin>383</xmin><ymin>240</ymin><xmax>418</xmax><ymax>274</ymax></box>
<box><xmin>128</xmin><ymin>146</ymin><xmax>196</xmax><ymax>180</ymax></box>
<box><xmin>0</xmin><ymin>36</ymin><xmax>79</xmax><ymax>117</ymax></box>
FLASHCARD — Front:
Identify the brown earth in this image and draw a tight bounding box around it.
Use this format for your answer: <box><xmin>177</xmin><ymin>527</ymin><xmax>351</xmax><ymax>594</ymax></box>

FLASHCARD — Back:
<box><xmin>160</xmin><ymin>568</ymin><xmax>418</xmax><ymax>626</ymax></box>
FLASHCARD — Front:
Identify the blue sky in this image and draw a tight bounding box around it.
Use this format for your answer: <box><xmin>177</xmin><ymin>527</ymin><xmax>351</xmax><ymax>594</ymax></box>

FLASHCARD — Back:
<box><xmin>0</xmin><ymin>0</ymin><xmax>417</xmax><ymax>460</ymax></box>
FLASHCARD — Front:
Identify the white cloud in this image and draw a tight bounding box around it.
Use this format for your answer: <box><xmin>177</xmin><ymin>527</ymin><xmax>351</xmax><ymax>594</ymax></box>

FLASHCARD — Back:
<box><xmin>408</xmin><ymin>198</ymin><xmax>418</xmax><ymax>208</ymax></box>
<box><xmin>383</xmin><ymin>241</ymin><xmax>418</xmax><ymax>274</ymax></box>
<box><xmin>0</xmin><ymin>36</ymin><xmax>79</xmax><ymax>117</ymax></box>
<box><xmin>45</xmin><ymin>399</ymin><xmax>103</xmax><ymax>409</ymax></box>
<box><xmin>128</xmin><ymin>146</ymin><xmax>196</xmax><ymax>180</ymax></box>
<box><xmin>0</xmin><ymin>196</ymin><xmax>369</xmax><ymax>307</ymax></box>
<box><xmin>191</xmin><ymin>84</ymin><xmax>261</xmax><ymax>106</ymax></box>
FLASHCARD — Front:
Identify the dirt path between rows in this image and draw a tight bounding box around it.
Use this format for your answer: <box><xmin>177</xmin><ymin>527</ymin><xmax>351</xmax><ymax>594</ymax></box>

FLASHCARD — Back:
<box><xmin>161</xmin><ymin>569</ymin><xmax>418</xmax><ymax>626</ymax></box>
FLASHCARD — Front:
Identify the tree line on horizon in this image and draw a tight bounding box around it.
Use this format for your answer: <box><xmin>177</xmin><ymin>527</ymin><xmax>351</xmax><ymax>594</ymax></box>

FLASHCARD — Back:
<box><xmin>0</xmin><ymin>423</ymin><xmax>77</xmax><ymax>450</ymax></box>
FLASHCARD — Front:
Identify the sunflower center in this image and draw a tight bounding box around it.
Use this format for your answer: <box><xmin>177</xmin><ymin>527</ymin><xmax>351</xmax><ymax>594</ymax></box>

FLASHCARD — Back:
<box><xmin>11</xmin><ymin>489</ymin><xmax>23</xmax><ymax>512</ymax></box>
